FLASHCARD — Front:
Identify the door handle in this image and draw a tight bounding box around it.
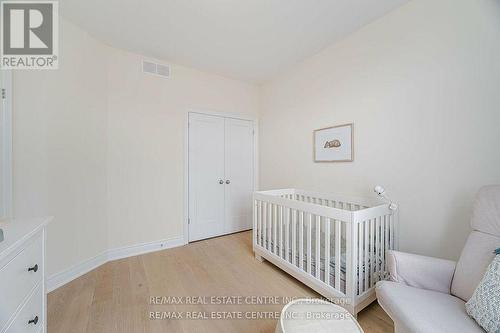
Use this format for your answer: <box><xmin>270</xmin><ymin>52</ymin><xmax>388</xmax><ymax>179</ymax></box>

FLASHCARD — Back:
<box><xmin>219</xmin><ymin>180</ymin><xmax>224</xmax><ymax>184</ymax></box>
<box><xmin>28</xmin><ymin>316</ymin><xmax>39</xmax><ymax>325</ymax></box>
<box><xmin>225</xmin><ymin>180</ymin><xmax>230</xmax><ymax>184</ymax></box>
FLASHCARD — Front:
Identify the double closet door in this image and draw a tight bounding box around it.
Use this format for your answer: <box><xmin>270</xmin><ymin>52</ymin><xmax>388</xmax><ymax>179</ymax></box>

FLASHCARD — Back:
<box><xmin>188</xmin><ymin>113</ymin><xmax>254</xmax><ymax>242</ymax></box>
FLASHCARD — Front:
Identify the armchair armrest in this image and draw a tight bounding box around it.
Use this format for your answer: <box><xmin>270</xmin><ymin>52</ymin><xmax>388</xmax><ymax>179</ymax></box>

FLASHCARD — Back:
<box><xmin>387</xmin><ymin>250</ymin><xmax>456</xmax><ymax>294</ymax></box>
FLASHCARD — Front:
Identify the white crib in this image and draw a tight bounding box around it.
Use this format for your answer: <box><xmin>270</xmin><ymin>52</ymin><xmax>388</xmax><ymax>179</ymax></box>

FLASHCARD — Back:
<box><xmin>253</xmin><ymin>189</ymin><xmax>398</xmax><ymax>315</ymax></box>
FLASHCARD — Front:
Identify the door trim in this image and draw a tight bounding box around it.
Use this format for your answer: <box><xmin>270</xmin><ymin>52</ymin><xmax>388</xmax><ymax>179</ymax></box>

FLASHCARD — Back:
<box><xmin>184</xmin><ymin>109</ymin><xmax>258</xmax><ymax>244</ymax></box>
<box><xmin>0</xmin><ymin>70</ymin><xmax>12</xmax><ymax>220</ymax></box>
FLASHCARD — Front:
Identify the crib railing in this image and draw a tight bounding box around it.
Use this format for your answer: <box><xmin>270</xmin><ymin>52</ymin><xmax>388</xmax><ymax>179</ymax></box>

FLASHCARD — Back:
<box><xmin>355</xmin><ymin>215</ymin><xmax>395</xmax><ymax>295</ymax></box>
<box><xmin>253</xmin><ymin>189</ymin><xmax>397</xmax><ymax>314</ymax></box>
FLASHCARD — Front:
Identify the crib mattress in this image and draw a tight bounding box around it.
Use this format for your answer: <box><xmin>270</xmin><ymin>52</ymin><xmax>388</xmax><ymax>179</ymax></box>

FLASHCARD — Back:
<box><xmin>258</xmin><ymin>237</ymin><xmax>382</xmax><ymax>294</ymax></box>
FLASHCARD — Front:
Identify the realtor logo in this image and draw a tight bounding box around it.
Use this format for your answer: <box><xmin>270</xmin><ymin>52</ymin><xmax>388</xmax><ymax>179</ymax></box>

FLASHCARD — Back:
<box><xmin>1</xmin><ymin>1</ymin><xmax>58</xmax><ymax>69</ymax></box>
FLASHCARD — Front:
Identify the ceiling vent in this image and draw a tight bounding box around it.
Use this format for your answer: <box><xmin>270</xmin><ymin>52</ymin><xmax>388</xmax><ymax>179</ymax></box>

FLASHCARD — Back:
<box><xmin>142</xmin><ymin>59</ymin><xmax>170</xmax><ymax>78</ymax></box>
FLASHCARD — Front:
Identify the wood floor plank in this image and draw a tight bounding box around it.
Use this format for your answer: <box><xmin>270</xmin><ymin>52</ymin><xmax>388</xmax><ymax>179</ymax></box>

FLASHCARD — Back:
<box><xmin>48</xmin><ymin>269</ymin><xmax>96</xmax><ymax>333</ymax></box>
<box><xmin>48</xmin><ymin>231</ymin><xmax>394</xmax><ymax>333</ymax></box>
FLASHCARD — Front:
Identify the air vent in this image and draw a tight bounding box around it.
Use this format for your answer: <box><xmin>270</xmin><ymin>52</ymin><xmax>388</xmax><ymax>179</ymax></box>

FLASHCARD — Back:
<box><xmin>142</xmin><ymin>60</ymin><xmax>156</xmax><ymax>74</ymax></box>
<box><xmin>142</xmin><ymin>59</ymin><xmax>170</xmax><ymax>78</ymax></box>
<box><xmin>156</xmin><ymin>64</ymin><xmax>170</xmax><ymax>77</ymax></box>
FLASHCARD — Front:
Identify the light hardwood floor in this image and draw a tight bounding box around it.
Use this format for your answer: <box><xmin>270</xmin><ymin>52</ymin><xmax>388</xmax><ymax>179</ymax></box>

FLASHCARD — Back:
<box><xmin>48</xmin><ymin>231</ymin><xmax>394</xmax><ymax>333</ymax></box>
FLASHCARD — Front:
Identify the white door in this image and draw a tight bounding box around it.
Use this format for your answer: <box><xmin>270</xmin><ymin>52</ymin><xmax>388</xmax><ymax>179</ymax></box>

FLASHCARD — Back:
<box><xmin>188</xmin><ymin>113</ymin><xmax>225</xmax><ymax>241</ymax></box>
<box><xmin>224</xmin><ymin>118</ymin><xmax>254</xmax><ymax>233</ymax></box>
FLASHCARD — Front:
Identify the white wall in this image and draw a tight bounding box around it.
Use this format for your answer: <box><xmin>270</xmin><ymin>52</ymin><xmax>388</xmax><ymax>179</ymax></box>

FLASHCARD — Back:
<box><xmin>13</xmin><ymin>18</ymin><xmax>109</xmax><ymax>275</ymax></box>
<box><xmin>260</xmin><ymin>0</ymin><xmax>500</xmax><ymax>260</ymax></box>
<box><xmin>13</xmin><ymin>19</ymin><xmax>260</xmax><ymax>277</ymax></box>
<box><xmin>12</xmin><ymin>0</ymin><xmax>500</xmax><ymax>278</ymax></box>
<box><xmin>106</xmin><ymin>48</ymin><xmax>260</xmax><ymax>249</ymax></box>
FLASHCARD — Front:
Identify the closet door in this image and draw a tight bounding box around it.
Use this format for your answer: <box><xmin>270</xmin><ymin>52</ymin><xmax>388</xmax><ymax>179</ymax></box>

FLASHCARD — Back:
<box><xmin>188</xmin><ymin>113</ymin><xmax>225</xmax><ymax>241</ymax></box>
<box><xmin>224</xmin><ymin>118</ymin><xmax>254</xmax><ymax>233</ymax></box>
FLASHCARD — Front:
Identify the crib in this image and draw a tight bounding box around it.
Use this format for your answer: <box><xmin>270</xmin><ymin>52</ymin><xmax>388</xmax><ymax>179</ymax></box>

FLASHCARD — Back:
<box><xmin>252</xmin><ymin>189</ymin><xmax>398</xmax><ymax>315</ymax></box>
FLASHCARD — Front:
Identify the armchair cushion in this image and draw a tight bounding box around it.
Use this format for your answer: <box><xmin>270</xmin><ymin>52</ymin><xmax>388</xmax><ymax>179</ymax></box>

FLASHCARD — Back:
<box><xmin>387</xmin><ymin>250</ymin><xmax>456</xmax><ymax>294</ymax></box>
<box><xmin>376</xmin><ymin>281</ymin><xmax>484</xmax><ymax>333</ymax></box>
<box><xmin>471</xmin><ymin>185</ymin><xmax>500</xmax><ymax>237</ymax></box>
<box><xmin>451</xmin><ymin>231</ymin><xmax>499</xmax><ymax>301</ymax></box>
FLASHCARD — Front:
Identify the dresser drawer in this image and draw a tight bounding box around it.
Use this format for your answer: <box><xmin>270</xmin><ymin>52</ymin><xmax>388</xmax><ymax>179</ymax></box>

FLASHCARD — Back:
<box><xmin>4</xmin><ymin>285</ymin><xmax>43</xmax><ymax>333</ymax></box>
<box><xmin>0</xmin><ymin>235</ymin><xmax>43</xmax><ymax>330</ymax></box>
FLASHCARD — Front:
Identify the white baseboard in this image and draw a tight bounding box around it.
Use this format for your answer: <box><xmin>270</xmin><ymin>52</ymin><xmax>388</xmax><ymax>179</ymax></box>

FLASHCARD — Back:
<box><xmin>46</xmin><ymin>252</ymin><xmax>108</xmax><ymax>293</ymax></box>
<box><xmin>46</xmin><ymin>236</ymin><xmax>185</xmax><ymax>292</ymax></box>
<box><xmin>107</xmin><ymin>236</ymin><xmax>186</xmax><ymax>262</ymax></box>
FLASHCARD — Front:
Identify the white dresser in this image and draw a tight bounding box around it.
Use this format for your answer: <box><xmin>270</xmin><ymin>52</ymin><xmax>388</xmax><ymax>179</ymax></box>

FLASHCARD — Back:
<box><xmin>0</xmin><ymin>218</ymin><xmax>51</xmax><ymax>333</ymax></box>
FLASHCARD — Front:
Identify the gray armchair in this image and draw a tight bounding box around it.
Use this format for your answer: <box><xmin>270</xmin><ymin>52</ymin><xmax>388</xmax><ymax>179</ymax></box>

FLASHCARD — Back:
<box><xmin>376</xmin><ymin>185</ymin><xmax>500</xmax><ymax>333</ymax></box>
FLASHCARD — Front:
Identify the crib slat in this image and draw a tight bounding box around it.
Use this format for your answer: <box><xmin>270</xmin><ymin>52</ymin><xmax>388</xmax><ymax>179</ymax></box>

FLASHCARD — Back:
<box><xmin>269</xmin><ymin>204</ymin><xmax>273</xmax><ymax>252</ymax></box>
<box><xmin>264</xmin><ymin>203</ymin><xmax>268</xmax><ymax>249</ymax></box>
<box><xmin>286</xmin><ymin>208</ymin><xmax>290</xmax><ymax>262</ymax></box>
<box><xmin>370</xmin><ymin>218</ymin><xmax>375</xmax><ymax>287</ymax></box>
<box><xmin>273</xmin><ymin>204</ymin><xmax>278</xmax><ymax>255</ymax></box>
<box><xmin>252</xmin><ymin>200</ymin><xmax>259</xmax><ymax>245</ymax></box>
<box><xmin>254</xmin><ymin>200</ymin><xmax>260</xmax><ymax>245</ymax></box>
<box><xmin>268</xmin><ymin>203</ymin><xmax>273</xmax><ymax>251</ymax></box>
<box><xmin>358</xmin><ymin>221</ymin><xmax>364</xmax><ymax>294</ymax></box>
<box><xmin>279</xmin><ymin>206</ymin><xmax>284</xmax><ymax>258</ymax></box>
<box><xmin>258</xmin><ymin>201</ymin><xmax>262</xmax><ymax>247</ymax></box>
<box><xmin>390</xmin><ymin>214</ymin><xmax>395</xmax><ymax>249</ymax></box>
<box><xmin>364</xmin><ymin>220</ymin><xmax>369</xmax><ymax>292</ymax></box>
<box><xmin>381</xmin><ymin>215</ymin><xmax>386</xmax><ymax>276</ymax></box>
<box><xmin>375</xmin><ymin>216</ymin><xmax>380</xmax><ymax>283</ymax></box>
<box><xmin>315</xmin><ymin>215</ymin><xmax>321</xmax><ymax>279</ymax></box>
<box><xmin>262</xmin><ymin>202</ymin><xmax>267</xmax><ymax>249</ymax></box>
<box><xmin>292</xmin><ymin>209</ymin><xmax>297</xmax><ymax>266</ymax></box>
<box><xmin>345</xmin><ymin>217</ymin><xmax>353</xmax><ymax>299</ymax></box>
<box><xmin>385</xmin><ymin>215</ymin><xmax>389</xmax><ymax>250</ymax></box>
<box><xmin>335</xmin><ymin>220</ymin><xmax>341</xmax><ymax>290</ymax></box>
<box><xmin>270</xmin><ymin>204</ymin><xmax>274</xmax><ymax>250</ymax></box>
<box><xmin>299</xmin><ymin>211</ymin><xmax>304</xmax><ymax>270</ymax></box>
<box><xmin>325</xmin><ymin>218</ymin><xmax>331</xmax><ymax>285</ymax></box>
<box><xmin>385</xmin><ymin>215</ymin><xmax>390</xmax><ymax>272</ymax></box>
<box><xmin>307</xmin><ymin>213</ymin><xmax>312</xmax><ymax>274</ymax></box>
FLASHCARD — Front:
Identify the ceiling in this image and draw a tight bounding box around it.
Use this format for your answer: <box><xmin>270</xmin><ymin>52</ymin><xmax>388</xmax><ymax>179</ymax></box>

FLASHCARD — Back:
<box><xmin>60</xmin><ymin>0</ymin><xmax>410</xmax><ymax>83</ymax></box>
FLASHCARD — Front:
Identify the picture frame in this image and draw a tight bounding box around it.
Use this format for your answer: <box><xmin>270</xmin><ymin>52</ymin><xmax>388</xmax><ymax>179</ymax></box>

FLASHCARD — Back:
<box><xmin>313</xmin><ymin>123</ymin><xmax>353</xmax><ymax>162</ymax></box>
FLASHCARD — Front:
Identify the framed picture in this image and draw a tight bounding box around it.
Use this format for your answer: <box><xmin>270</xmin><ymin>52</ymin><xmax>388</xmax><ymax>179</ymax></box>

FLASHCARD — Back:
<box><xmin>314</xmin><ymin>123</ymin><xmax>353</xmax><ymax>162</ymax></box>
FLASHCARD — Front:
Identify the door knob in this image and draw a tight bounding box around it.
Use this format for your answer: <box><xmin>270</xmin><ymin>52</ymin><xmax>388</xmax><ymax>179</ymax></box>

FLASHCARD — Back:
<box><xmin>219</xmin><ymin>180</ymin><xmax>224</xmax><ymax>184</ymax></box>
<box><xmin>225</xmin><ymin>180</ymin><xmax>230</xmax><ymax>184</ymax></box>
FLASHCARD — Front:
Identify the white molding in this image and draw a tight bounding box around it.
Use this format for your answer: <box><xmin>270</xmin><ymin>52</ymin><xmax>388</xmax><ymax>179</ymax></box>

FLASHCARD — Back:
<box><xmin>1</xmin><ymin>70</ymin><xmax>12</xmax><ymax>220</ymax></box>
<box><xmin>187</xmin><ymin>108</ymin><xmax>258</xmax><ymax>122</ymax></box>
<box><xmin>46</xmin><ymin>236</ymin><xmax>185</xmax><ymax>292</ymax></box>
<box><xmin>107</xmin><ymin>236</ymin><xmax>185</xmax><ymax>261</ymax></box>
<box><xmin>46</xmin><ymin>251</ymin><xmax>107</xmax><ymax>293</ymax></box>
<box><xmin>184</xmin><ymin>111</ymin><xmax>190</xmax><ymax>245</ymax></box>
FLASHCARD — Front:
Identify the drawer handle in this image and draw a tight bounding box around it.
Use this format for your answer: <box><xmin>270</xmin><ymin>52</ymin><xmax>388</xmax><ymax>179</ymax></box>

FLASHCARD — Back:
<box><xmin>28</xmin><ymin>264</ymin><xmax>39</xmax><ymax>273</ymax></box>
<box><xmin>28</xmin><ymin>316</ymin><xmax>39</xmax><ymax>325</ymax></box>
